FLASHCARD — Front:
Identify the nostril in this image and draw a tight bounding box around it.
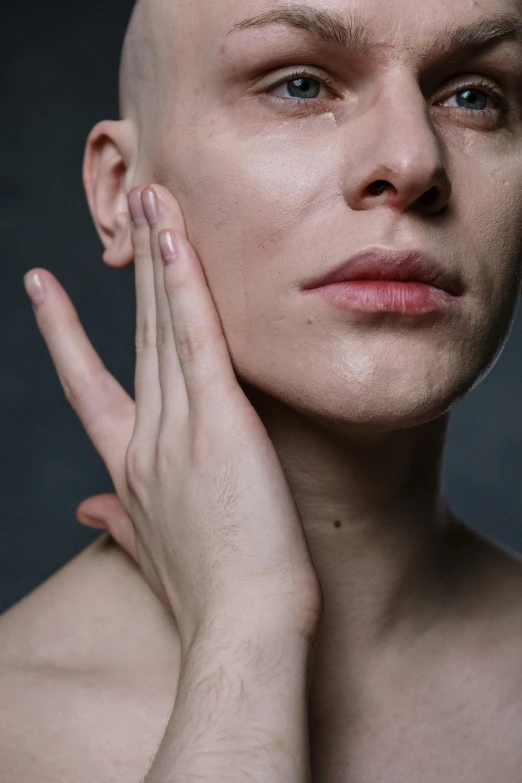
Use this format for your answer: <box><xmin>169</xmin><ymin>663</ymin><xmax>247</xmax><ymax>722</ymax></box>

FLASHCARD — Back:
<box><xmin>418</xmin><ymin>187</ymin><xmax>439</xmax><ymax>207</ymax></box>
<box><xmin>368</xmin><ymin>180</ymin><xmax>388</xmax><ymax>196</ymax></box>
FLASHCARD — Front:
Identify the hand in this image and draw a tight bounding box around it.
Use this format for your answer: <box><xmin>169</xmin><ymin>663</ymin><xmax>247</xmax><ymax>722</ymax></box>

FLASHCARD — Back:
<box><xmin>25</xmin><ymin>184</ymin><xmax>323</xmax><ymax>648</ymax></box>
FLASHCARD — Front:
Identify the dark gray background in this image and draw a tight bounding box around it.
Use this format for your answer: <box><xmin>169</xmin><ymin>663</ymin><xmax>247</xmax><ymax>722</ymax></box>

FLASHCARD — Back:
<box><xmin>2</xmin><ymin>0</ymin><xmax>522</xmax><ymax>615</ymax></box>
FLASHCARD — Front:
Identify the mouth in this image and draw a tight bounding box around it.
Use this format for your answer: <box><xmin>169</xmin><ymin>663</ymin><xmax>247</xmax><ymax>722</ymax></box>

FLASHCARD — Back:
<box><xmin>301</xmin><ymin>248</ymin><xmax>463</xmax><ymax>297</ymax></box>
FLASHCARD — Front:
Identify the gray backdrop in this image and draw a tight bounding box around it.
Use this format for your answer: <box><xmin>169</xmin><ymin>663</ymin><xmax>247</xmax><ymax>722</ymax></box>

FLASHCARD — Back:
<box><xmin>2</xmin><ymin>0</ymin><xmax>522</xmax><ymax>615</ymax></box>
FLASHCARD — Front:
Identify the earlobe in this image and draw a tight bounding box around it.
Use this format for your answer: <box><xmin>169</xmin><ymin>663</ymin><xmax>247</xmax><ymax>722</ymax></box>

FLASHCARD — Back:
<box><xmin>83</xmin><ymin>119</ymin><xmax>137</xmax><ymax>268</ymax></box>
<box><xmin>103</xmin><ymin>211</ymin><xmax>132</xmax><ymax>267</ymax></box>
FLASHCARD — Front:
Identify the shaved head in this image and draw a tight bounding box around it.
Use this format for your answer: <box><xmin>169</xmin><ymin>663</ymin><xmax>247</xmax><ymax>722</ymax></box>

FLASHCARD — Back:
<box><xmin>118</xmin><ymin>0</ymin><xmax>198</xmax><ymax>149</ymax></box>
<box><xmin>119</xmin><ymin>0</ymin><xmax>158</xmax><ymax>121</ymax></box>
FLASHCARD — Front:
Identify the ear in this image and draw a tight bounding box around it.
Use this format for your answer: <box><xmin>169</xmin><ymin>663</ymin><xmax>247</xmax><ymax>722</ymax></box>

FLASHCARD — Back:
<box><xmin>82</xmin><ymin>119</ymin><xmax>137</xmax><ymax>268</ymax></box>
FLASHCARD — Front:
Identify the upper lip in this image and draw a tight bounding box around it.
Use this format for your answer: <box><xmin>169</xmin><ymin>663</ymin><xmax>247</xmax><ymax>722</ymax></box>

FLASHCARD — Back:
<box><xmin>301</xmin><ymin>247</ymin><xmax>463</xmax><ymax>296</ymax></box>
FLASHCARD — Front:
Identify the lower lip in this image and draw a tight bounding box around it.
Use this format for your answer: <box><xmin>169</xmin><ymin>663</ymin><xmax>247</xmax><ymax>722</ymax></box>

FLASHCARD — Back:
<box><xmin>305</xmin><ymin>280</ymin><xmax>455</xmax><ymax>314</ymax></box>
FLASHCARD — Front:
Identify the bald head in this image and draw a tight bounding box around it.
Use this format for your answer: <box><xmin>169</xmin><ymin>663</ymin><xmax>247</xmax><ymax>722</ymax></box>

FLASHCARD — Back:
<box><xmin>119</xmin><ymin>0</ymin><xmax>154</xmax><ymax>120</ymax></box>
<box><xmin>120</xmin><ymin>0</ymin><xmax>182</xmax><ymax>123</ymax></box>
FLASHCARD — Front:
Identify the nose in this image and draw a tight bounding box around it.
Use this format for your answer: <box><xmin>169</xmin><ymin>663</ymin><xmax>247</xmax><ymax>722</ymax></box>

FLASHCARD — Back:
<box><xmin>345</xmin><ymin>71</ymin><xmax>452</xmax><ymax>215</ymax></box>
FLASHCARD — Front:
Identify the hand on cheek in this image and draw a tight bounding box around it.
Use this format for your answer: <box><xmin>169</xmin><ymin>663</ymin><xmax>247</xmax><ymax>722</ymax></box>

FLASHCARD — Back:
<box><xmin>25</xmin><ymin>183</ymin><xmax>324</xmax><ymax>644</ymax></box>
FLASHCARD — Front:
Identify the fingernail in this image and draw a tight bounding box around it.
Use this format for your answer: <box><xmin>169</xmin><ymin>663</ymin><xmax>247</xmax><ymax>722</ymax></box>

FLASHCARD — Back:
<box><xmin>128</xmin><ymin>188</ymin><xmax>148</xmax><ymax>227</ymax></box>
<box><xmin>77</xmin><ymin>514</ymin><xmax>107</xmax><ymax>529</ymax></box>
<box><xmin>142</xmin><ymin>187</ymin><xmax>158</xmax><ymax>227</ymax></box>
<box><xmin>159</xmin><ymin>230</ymin><xmax>178</xmax><ymax>265</ymax></box>
<box><xmin>23</xmin><ymin>271</ymin><xmax>45</xmax><ymax>308</ymax></box>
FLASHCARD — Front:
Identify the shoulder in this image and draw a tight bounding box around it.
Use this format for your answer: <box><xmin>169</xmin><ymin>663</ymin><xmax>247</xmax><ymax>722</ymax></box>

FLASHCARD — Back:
<box><xmin>451</xmin><ymin>523</ymin><xmax>522</xmax><ymax>670</ymax></box>
<box><xmin>0</xmin><ymin>534</ymin><xmax>180</xmax><ymax>782</ymax></box>
<box><xmin>0</xmin><ymin>654</ymin><xmax>171</xmax><ymax>783</ymax></box>
<box><xmin>0</xmin><ymin>532</ymin><xmax>179</xmax><ymax>672</ymax></box>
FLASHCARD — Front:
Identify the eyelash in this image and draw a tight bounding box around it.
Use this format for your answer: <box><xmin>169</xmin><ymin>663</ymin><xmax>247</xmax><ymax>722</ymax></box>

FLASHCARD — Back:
<box><xmin>264</xmin><ymin>69</ymin><xmax>510</xmax><ymax>117</ymax></box>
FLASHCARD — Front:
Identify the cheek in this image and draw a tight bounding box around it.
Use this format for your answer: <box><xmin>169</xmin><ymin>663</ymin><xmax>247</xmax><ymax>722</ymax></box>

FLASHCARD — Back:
<box><xmin>447</xmin><ymin>130</ymin><xmax>522</xmax><ymax>291</ymax></box>
<box><xmin>160</xmin><ymin>111</ymin><xmax>343</xmax><ymax>247</ymax></box>
<box><xmin>427</xmin><ymin>166</ymin><xmax>522</xmax><ymax>393</ymax></box>
<box><xmin>459</xmin><ymin>183</ymin><xmax>522</xmax><ymax>310</ymax></box>
<box><xmin>156</xmin><ymin>126</ymin><xmax>340</xmax><ymax>340</ymax></box>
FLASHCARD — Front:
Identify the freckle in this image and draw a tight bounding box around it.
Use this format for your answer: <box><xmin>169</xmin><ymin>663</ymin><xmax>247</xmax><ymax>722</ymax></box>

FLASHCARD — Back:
<box><xmin>307</xmin><ymin>317</ymin><xmax>314</xmax><ymax>325</ymax></box>
<box><xmin>333</xmin><ymin>520</ymin><xmax>341</xmax><ymax>529</ymax></box>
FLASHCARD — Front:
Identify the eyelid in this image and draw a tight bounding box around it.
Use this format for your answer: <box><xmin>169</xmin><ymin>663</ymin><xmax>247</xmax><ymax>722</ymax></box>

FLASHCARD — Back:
<box><xmin>264</xmin><ymin>67</ymin><xmax>338</xmax><ymax>92</ymax></box>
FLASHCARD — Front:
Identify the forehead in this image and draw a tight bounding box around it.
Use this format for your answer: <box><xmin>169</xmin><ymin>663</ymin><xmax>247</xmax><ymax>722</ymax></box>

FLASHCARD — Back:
<box><xmin>172</xmin><ymin>0</ymin><xmax>522</xmax><ymax>52</ymax></box>
<box><xmin>147</xmin><ymin>0</ymin><xmax>522</xmax><ymax>97</ymax></box>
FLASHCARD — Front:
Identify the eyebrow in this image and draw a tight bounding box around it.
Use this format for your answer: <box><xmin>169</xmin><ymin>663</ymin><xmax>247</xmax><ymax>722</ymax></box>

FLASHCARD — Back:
<box><xmin>225</xmin><ymin>5</ymin><xmax>522</xmax><ymax>61</ymax></box>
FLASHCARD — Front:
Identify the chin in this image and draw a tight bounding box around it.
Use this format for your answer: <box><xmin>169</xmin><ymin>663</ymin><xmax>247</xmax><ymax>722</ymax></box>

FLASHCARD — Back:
<box><xmin>240</xmin><ymin>353</ymin><xmax>484</xmax><ymax>435</ymax></box>
<box><xmin>295</xmin><ymin>390</ymin><xmax>462</xmax><ymax>434</ymax></box>
<box><xmin>235</xmin><ymin>302</ymin><xmax>511</xmax><ymax>433</ymax></box>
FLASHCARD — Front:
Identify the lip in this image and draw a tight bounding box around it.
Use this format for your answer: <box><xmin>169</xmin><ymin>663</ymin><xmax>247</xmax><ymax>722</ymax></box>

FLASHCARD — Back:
<box><xmin>301</xmin><ymin>247</ymin><xmax>463</xmax><ymax>297</ymax></box>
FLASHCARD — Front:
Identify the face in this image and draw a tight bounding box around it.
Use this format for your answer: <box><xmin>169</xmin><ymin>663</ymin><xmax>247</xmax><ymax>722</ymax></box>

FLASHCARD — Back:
<box><xmin>132</xmin><ymin>0</ymin><xmax>522</xmax><ymax>433</ymax></box>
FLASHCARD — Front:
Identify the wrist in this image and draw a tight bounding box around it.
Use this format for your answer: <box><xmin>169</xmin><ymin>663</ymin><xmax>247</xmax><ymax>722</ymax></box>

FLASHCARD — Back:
<box><xmin>146</xmin><ymin>607</ymin><xmax>314</xmax><ymax>782</ymax></box>
<box><xmin>182</xmin><ymin>604</ymin><xmax>318</xmax><ymax>664</ymax></box>
<box><xmin>191</xmin><ymin>602</ymin><xmax>320</xmax><ymax>648</ymax></box>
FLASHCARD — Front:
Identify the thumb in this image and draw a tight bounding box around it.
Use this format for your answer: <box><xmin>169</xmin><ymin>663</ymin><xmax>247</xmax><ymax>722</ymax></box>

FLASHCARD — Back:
<box><xmin>76</xmin><ymin>493</ymin><xmax>138</xmax><ymax>564</ymax></box>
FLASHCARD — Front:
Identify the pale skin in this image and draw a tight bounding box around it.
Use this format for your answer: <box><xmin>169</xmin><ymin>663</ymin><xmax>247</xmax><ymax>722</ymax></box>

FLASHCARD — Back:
<box><xmin>3</xmin><ymin>0</ymin><xmax>522</xmax><ymax>779</ymax></box>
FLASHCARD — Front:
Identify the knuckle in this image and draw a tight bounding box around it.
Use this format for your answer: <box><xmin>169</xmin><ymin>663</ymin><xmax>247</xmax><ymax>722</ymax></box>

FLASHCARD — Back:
<box><xmin>175</xmin><ymin>328</ymin><xmax>206</xmax><ymax>365</ymax></box>
<box><xmin>125</xmin><ymin>443</ymin><xmax>151</xmax><ymax>491</ymax></box>
<box><xmin>155</xmin><ymin>437</ymin><xmax>176</xmax><ymax>479</ymax></box>
<box><xmin>61</xmin><ymin>371</ymin><xmax>89</xmax><ymax>409</ymax></box>
<box><xmin>135</xmin><ymin>319</ymin><xmax>157</xmax><ymax>353</ymax></box>
<box><xmin>162</xmin><ymin>262</ymin><xmax>187</xmax><ymax>295</ymax></box>
<box><xmin>156</xmin><ymin>320</ymin><xmax>172</xmax><ymax>349</ymax></box>
<box><xmin>132</xmin><ymin>228</ymin><xmax>152</xmax><ymax>259</ymax></box>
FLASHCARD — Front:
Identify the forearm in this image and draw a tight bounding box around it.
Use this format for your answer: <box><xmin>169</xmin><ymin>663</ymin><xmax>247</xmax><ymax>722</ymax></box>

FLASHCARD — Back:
<box><xmin>143</xmin><ymin>614</ymin><xmax>315</xmax><ymax>783</ymax></box>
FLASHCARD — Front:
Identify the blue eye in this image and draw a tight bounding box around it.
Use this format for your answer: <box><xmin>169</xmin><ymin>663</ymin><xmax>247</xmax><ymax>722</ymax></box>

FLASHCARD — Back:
<box><xmin>442</xmin><ymin>87</ymin><xmax>500</xmax><ymax>114</ymax></box>
<box><xmin>267</xmin><ymin>70</ymin><xmax>337</xmax><ymax>104</ymax></box>
<box><xmin>453</xmin><ymin>88</ymin><xmax>489</xmax><ymax>111</ymax></box>
<box><xmin>276</xmin><ymin>76</ymin><xmax>323</xmax><ymax>100</ymax></box>
<box><xmin>440</xmin><ymin>78</ymin><xmax>509</xmax><ymax>117</ymax></box>
<box><xmin>264</xmin><ymin>70</ymin><xmax>510</xmax><ymax>121</ymax></box>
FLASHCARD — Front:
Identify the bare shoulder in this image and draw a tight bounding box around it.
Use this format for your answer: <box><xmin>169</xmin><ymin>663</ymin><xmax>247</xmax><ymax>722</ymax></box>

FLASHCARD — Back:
<box><xmin>0</xmin><ymin>533</ymin><xmax>181</xmax><ymax>671</ymax></box>
<box><xmin>0</xmin><ymin>534</ymin><xmax>179</xmax><ymax>783</ymax></box>
<box><xmin>445</xmin><ymin>520</ymin><xmax>522</xmax><ymax>665</ymax></box>
<box><xmin>0</xmin><ymin>651</ymin><xmax>165</xmax><ymax>783</ymax></box>
<box><xmin>463</xmin><ymin>524</ymin><xmax>522</xmax><ymax>610</ymax></box>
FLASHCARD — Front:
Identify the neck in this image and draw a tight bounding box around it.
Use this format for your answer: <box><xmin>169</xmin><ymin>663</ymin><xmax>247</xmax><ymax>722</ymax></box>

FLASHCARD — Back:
<box><xmin>241</xmin><ymin>384</ymin><xmax>459</xmax><ymax>656</ymax></box>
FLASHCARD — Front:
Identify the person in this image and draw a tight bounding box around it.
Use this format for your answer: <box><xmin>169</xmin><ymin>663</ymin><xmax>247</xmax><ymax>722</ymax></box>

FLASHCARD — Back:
<box><xmin>3</xmin><ymin>0</ymin><xmax>522</xmax><ymax>778</ymax></box>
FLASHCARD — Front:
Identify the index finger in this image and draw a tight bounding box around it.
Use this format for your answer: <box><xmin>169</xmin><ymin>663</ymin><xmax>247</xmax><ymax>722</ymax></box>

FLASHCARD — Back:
<box><xmin>23</xmin><ymin>268</ymin><xmax>134</xmax><ymax>498</ymax></box>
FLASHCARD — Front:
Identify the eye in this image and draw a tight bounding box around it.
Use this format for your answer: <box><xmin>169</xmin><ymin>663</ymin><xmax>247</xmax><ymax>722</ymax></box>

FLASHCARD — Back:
<box><xmin>262</xmin><ymin>70</ymin><xmax>511</xmax><ymax>123</ymax></box>
<box><xmin>265</xmin><ymin>70</ymin><xmax>337</xmax><ymax>104</ymax></box>
<box><xmin>439</xmin><ymin>80</ymin><xmax>509</xmax><ymax>117</ymax></box>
